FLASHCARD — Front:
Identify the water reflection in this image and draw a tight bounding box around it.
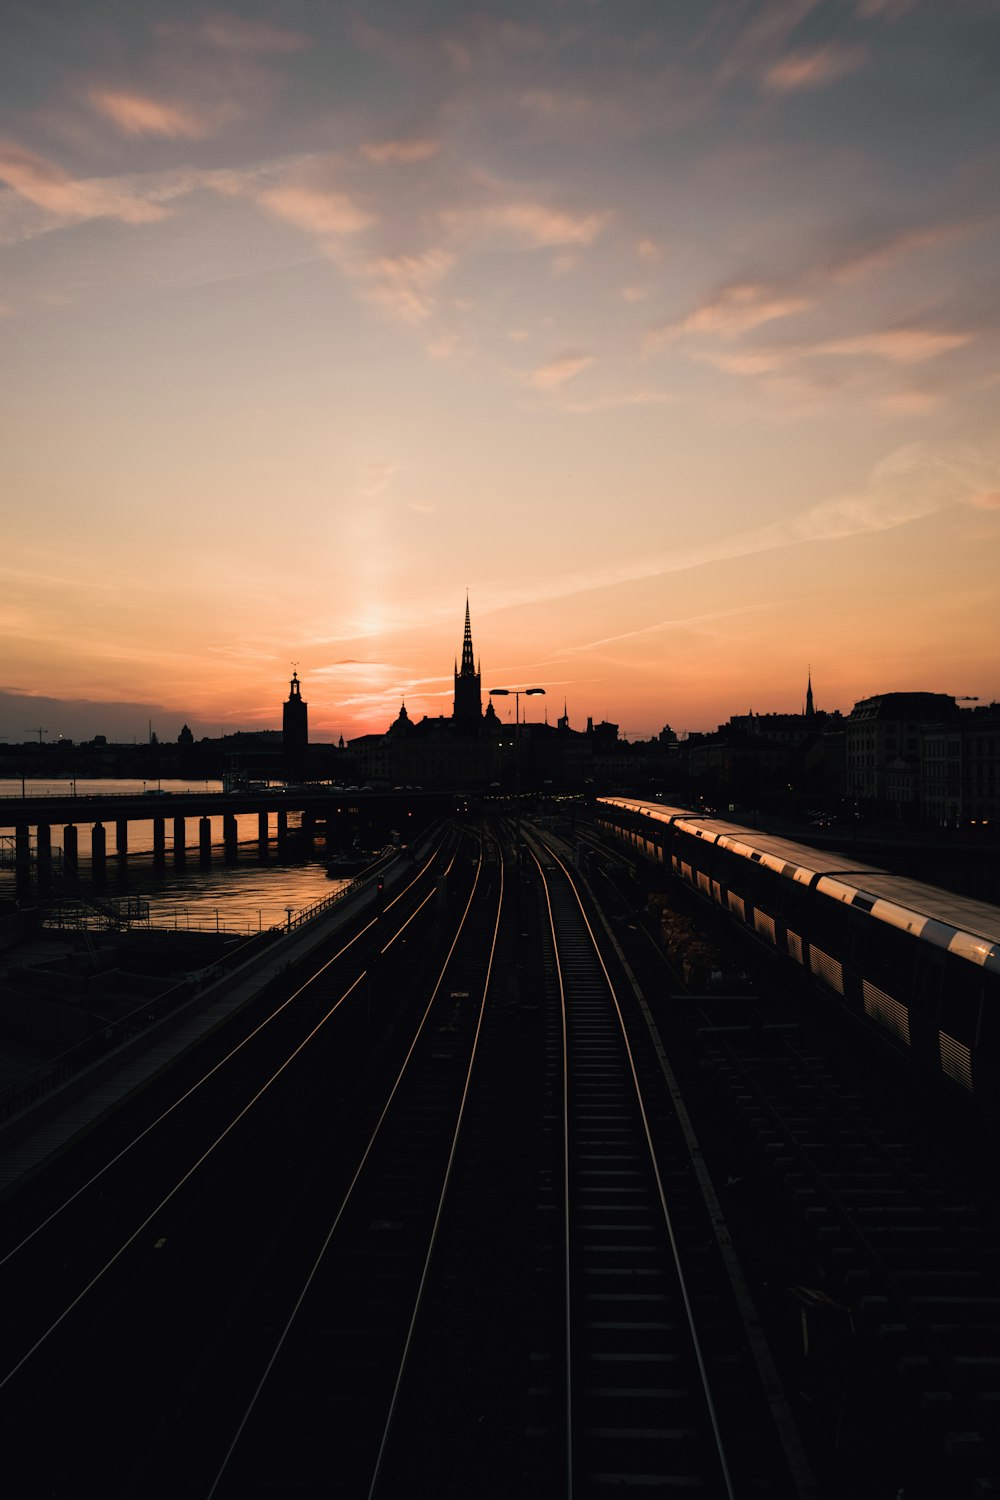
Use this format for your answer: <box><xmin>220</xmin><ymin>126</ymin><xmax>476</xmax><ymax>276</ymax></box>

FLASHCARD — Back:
<box><xmin>0</xmin><ymin>779</ymin><xmax>349</xmax><ymax>933</ymax></box>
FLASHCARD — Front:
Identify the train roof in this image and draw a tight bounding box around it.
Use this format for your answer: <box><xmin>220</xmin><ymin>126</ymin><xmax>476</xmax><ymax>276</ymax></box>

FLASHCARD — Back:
<box><xmin>599</xmin><ymin>797</ymin><xmax>1000</xmax><ymax>947</ymax></box>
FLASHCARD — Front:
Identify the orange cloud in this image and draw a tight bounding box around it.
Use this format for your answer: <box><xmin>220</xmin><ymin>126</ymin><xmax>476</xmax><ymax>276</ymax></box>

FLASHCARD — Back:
<box><xmin>359</xmin><ymin>248</ymin><xmax>456</xmax><ymax>323</ymax></box>
<box><xmin>88</xmin><ymin>89</ymin><xmax>222</xmax><ymax>140</ymax></box>
<box><xmin>0</xmin><ymin>140</ymin><xmax>165</xmax><ymax>223</ymax></box>
<box><xmin>827</xmin><ymin>221</ymin><xmax>979</xmax><ymax>285</ymax></box>
<box><xmin>647</xmin><ymin>281</ymin><xmax>813</xmax><ymax>349</ymax></box>
<box><xmin>820</xmin><ymin>329</ymin><xmax>972</xmax><ymax>364</ymax></box>
<box><xmin>360</xmin><ymin>138</ymin><xmax>441</xmax><ymax>164</ymax></box>
<box><xmin>764</xmin><ymin>44</ymin><xmax>866</xmax><ymax>92</ymax></box>
<box><xmin>443</xmin><ymin>200</ymin><xmax>610</xmax><ymax>249</ymax></box>
<box><xmin>525</xmin><ymin>352</ymin><xmax>594</xmax><ymax>390</ymax></box>
<box><xmin>256</xmin><ymin>182</ymin><xmax>374</xmax><ymax>238</ymax></box>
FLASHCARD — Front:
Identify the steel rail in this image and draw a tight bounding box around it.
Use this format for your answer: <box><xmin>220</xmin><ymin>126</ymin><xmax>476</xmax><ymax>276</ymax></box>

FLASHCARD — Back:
<box><xmin>0</xmin><ymin>834</ymin><xmax>449</xmax><ymax>1275</ymax></box>
<box><xmin>366</xmin><ymin>834</ymin><xmax>505</xmax><ymax>1497</ymax></box>
<box><xmin>205</xmin><ymin>833</ymin><xmax>494</xmax><ymax>1497</ymax></box>
<box><xmin>527</xmin><ymin>829</ymin><xmax>737</xmax><ymax>1500</ymax></box>
<box><xmin>0</xmin><ymin>845</ymin><xmax>451</xmax><ymax>1395</ymax></box>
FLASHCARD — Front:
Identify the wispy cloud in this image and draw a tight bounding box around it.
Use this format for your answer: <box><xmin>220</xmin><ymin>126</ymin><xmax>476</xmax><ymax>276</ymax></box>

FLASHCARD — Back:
<box><xmin>254</xmin><ymin>181</ymin><xmax>375</xmax><ymax>238</ymax></box>
<box><xmin>442</xmin><ymin>199</ymin><xmax>610</xmax><ymax>249</ymax></box>
<box><xmin>524</xmin><ymin>352</ymin><xmax>594</xmax><ymax>390</ymax></box>
<box><xmin>878</xmin><ymin>389</ymin><xmax>942</xmax><ymax>414</ymax></box>
<box><xmin>88</xmin><ymin>89</ymin><xmax>225</xmax><ymax>140</ymax></box>
<box><xmin>824</xmin><ymin>221</ymin><xmax>979</xmax><ymax>285</ymax></box>
<box><xmin>0</xmin><ymin>141</ymin><xmax>167</xmax><ymax>224</ymax></box>
<box><xmin>711</xmin><ymin>0</ymin><xmax>823</xmax><ymax>88</ymax></box>
<box><xmin>466</xmin><ymin>441</ymin><xmax>1000</xmax><ymax>620</ymax></box>
<box><xmin>646</xmin><ymin>281</ymin><xmax>813</xmax><ymax>350</ymax></box>
<box><xmin>763</xmin><ymin>43</ymin><xmax>867</xmax><ymax>92</ymax></box>
<box><xmin>157</xmin><ymin>13</ymin><xmax>308</xmax><ymax>55</ymax></box>
<box><xmin>359</xmin><ymin>462</ymin><xmax>396</xmax><ymax>497</ymax></box>
<box><xmin>819</xmin><ymin>329</ymin><xmax>973</xmax><ymax>363</ymax></box>
<box><xmin>856</xmin><ymin>0</ymin><xmax>915</xmax><ymax>18</ymax></box>
<box><xmin>558</xmin><ymin>604</ymin><xmax>776</xmax><ymax>656</ymax></box>
<box><xmin>561</xmin><ymin>389</ymin><xmax>673</xmax><ymax>414</ymax></box>
<box><xmin>356</xmin><ymin>248</ymin><xmax>456</xmax><ymax>323</ymax></box>
<box><xmin>360</xmin><ymin>138</ymin><xmax>441</xmax><ymax>165</ymax></box>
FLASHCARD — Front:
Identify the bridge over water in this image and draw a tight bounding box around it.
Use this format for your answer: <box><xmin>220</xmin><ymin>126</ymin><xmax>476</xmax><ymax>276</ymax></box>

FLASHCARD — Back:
<box><xmin>0</xmin><ymin>786</ymin><xmax>448</xmax><ymax>878</ymax></box>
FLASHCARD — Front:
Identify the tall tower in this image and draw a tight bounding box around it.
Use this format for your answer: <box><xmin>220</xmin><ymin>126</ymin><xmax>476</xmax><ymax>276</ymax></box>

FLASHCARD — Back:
<box><xmin>453</xmin><ymin>596</ymin><xmax>482</xmax><ymax>733</ymax></box>
<box><xmin>805</xmin><ymin>667</ymin><xmax>815</xmax><ymax>719</ymax></box>
<box><xmin>283</xmin><ymin>670</ymin><xmax>308</xmax><ymax>773</ymax></box>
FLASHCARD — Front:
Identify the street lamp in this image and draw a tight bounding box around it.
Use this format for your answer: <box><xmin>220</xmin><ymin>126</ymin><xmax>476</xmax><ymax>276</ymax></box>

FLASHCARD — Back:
<box><xmin>489</xmin><ymin>687</ymin><xmax>545</xmax><ymax>860</ymax></box>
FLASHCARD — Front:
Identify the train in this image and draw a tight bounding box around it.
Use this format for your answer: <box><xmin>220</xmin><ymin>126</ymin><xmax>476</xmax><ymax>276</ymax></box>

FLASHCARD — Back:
<box><xmin>595</xmin><ymin>797</ymin><xmax>1000</xmax><ymax>1119</ymax></box>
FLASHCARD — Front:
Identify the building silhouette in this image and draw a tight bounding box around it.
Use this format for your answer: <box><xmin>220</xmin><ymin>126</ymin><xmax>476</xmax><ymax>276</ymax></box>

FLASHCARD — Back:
<box><xmin>453</xmin><ymin>596</ymin><xmax>483</xmax><ymax>732</ymax></box>
<box><xmin>282</xmin><ymin>671</ymin><xmax>308</xmax><ymax>776</ymax></box>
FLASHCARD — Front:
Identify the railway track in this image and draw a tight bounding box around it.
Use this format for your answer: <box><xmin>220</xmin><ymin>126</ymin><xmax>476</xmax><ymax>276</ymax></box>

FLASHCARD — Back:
<box><xmin>577</xmin><ymin>809</ymin><xmax>1000</xmax><ymax>1498</ymax></box>
<box><xmin>521</xmin><ymin>826</ymin><xmax>811</xmax><ymax>1498</ymax></box>
<box><xmin>197</xmin><ymin>829</ymin><xmax>504</xmax><ymax>1498</ymax></box>
<box><xmin>12</xmin><ymin>804</ymin><xmax>983</xmax><ymax>1497</ymax></box>
<box><xmin>0</xmin><ymin>828</ymin><xmax>466</xmax><ymax>1496</ymax></box>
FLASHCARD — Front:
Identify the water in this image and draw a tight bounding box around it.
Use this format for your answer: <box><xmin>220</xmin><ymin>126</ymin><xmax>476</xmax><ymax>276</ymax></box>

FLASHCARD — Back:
<box><xmin>0</xmin><ymin>780</ymin><xmax>348</xmax><ymax>933</ymax></box>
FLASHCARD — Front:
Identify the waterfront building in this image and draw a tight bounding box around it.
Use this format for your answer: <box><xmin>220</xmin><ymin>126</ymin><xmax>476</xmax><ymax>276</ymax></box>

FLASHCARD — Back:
<box><xmin>282</xmin><ymin>671</ymin><xmax>309</xmax><ymax>778</ymax></box>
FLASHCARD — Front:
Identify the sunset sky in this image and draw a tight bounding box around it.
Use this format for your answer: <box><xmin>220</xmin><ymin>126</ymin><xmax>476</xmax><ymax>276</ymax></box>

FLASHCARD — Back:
<box><xmin>2</xmin><ymin>0</ymin><xmax>998</xmax><ymax>745</ymax></box>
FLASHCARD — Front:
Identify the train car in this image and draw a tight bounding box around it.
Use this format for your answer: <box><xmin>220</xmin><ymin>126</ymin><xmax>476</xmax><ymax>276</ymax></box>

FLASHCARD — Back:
<box><xmin>595</xmin><ymin>797</ymin><xmax>1000</xmax><ymax>1119</ymax></box>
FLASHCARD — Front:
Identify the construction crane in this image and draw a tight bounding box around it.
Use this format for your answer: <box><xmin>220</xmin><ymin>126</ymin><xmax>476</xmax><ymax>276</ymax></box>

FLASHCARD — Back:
<box><xmin>26</xmin><ymin>726</ymin><xmax>48</xmax><ymax>743</ymax></box>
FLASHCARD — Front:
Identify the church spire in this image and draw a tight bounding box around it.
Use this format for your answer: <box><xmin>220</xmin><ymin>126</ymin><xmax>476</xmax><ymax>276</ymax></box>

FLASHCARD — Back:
<box><xmin>453</xmin><ymin>594</ymin><xmax>482</xmax><ymax>732</ymax></box>
<box><xmin>460</xmin><ymin>593</ymin><xmax>475</xmax><ymax>677</ymax></box>
<box><xmin>805</xmin><ymin>666</ymin><xmax>815</xmax><ymax>718</ymax></box>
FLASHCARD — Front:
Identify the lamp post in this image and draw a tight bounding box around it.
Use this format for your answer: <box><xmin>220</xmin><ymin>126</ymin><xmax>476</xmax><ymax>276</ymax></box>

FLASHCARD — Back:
<box><xmin>489</xmin><ymin>687</ymin><xmax>545</xmax><ymax>864</ymax></box>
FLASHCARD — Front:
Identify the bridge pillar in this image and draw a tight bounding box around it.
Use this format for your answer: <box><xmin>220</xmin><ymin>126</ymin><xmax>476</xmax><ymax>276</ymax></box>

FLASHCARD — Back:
<box><xmin>199</xmin><ymin>816</ymin><xmax>212</xmax><ymax>861</ymax></box>
<box><xmin>14</xmin><ymin>826</ymin><xmax>32</xmax><ymax>897</ymax></box>
<box><xmin>223</xmin><ymin>813</ymin><xmax>238</xmax><ymax>858</ymax></box>
<box><xmin>276</xmin><ymin>809</ymin><xmax>288</xmax><ymax>846</ymax></box>
<box><xmin>14</xmin><ymin>824</ymin><xmax>30</xmax><ymax>869</ymax></box>
<box><xmin>257</xmin><ymin>810</ymin><xmax>269</xmax><ymax>846</ymax></box>
<box><xmin>172</xmin><ymin>816</ymin><xmax>186</xmax><ymax>862</ymax></box>
<box><xmin>153</xmin><ymin>817</ymin><xmax>166</xmax><ymax>864</ymax></box>
<box><xmin>92</xmin><ymin>823</ymin><xmax>107</xmax><ymax>877</ymax></box>
<box><xmin>116</xmin><ymin>818</ymin><xmax>128</xmax><ymax>858</ymax></box>
<box><xmin>63</xmin><ymin>824</ymin><xmax>78</xmax><ymax>874</ymax></box>
<box><xmin>35</xmin><ymin>823</ymin><xmax>54</xmax><ymax>891</ymax></box>
<box><xmin>301</xmin><ymin>810</ymin><xmax>316</xmax><ymax>842</ymax></box>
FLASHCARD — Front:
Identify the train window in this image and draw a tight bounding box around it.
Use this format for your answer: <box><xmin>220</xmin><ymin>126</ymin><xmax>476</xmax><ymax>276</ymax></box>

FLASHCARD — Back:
<box><xmin>810</xmin><ymin>946</ymin><xmax>844</xmax><ymax>995</ymax></box>
<box><xmin>861</xmin><ymin>919</ymin><xmax>917</xmax><ymax>1000</ymax></box>
<box><xmin>939</xmin><ymin>959</ymin><xmax>985</xmax><ymax>1047</ymax></box>
<box><xmin>862</xmin><ymin>979</ymin><xmax>911</xmax><ymax>1047</ymax></box>
<box><xmin>938</xmin><ymin>1031</ymin><xmax>973</xmax><ymax>1090</ymax></box>
<box><xmin>755</xmin><ymin>910</ymin><xmax>776</xmax><ymax>945</ymax></box>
